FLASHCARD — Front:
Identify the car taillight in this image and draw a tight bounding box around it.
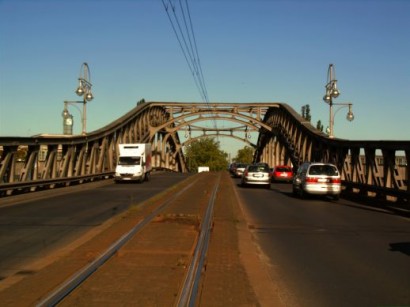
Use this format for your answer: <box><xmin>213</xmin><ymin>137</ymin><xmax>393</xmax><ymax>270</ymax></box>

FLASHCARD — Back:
<box><xmin>306</xmin><ymin>177</ymin><xmax>340</xmax><ymax>183</ymax></box>
<box><xmin>244</xmin><ymin>170</ymin><xmax>248</xmax><ymax>176</ymax></box>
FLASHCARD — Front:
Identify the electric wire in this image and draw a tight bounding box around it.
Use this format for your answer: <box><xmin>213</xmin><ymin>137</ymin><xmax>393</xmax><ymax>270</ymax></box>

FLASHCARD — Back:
<box><xmin>182</xmin><ymin>0</ymin><xmax>217</xmax><ymax>131</ymax></box>
<box><xmin>161</xmin><ymin>0</ymin><xmax>205</xmax><ymax>102</ymax></box>
<box><xmin>185</xmin><ymin>1</ymin><xmax>209</xmax><ymax>103</ymax></box>
<box><xmin>161</xmin><ymin>0</ymin><xmax>218</xmax><ymax>131</ymax></box>
<box><xmin>179</xmin><ymin>0</ymin><xmax>209</xmax><ymax>102</ymax></box>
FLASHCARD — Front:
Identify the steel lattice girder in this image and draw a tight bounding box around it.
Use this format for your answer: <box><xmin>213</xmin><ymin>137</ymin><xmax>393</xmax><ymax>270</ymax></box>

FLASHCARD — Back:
<box><xmin>0</xmin><ymin>101</ymin><xmax>409</xmax><ymax>204</ymax></box>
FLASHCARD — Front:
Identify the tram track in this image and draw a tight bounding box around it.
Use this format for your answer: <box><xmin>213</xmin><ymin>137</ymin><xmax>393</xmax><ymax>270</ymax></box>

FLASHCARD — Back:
<box><xmin>177</xmin><ymin>174</ymin><xmax>220</xmax><ymax>306</ymax></box>
<box><xmin>35</xmin><ymin>173</ymin><xmax>221</xmax><ymax>306</ymax></box>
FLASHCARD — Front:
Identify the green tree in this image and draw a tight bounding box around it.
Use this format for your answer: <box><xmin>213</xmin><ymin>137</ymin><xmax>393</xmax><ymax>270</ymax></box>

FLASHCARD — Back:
<box><xmin>301</xmin><ymin>104</ymin><xmax>311</xmax><ymax>122</ymax></box>
<box><xmin>185</xmin><ymin>138</ymin><xmax>228</xmax><ymax>172</ymax></box>
<box><xmin>137</xmin><ymin>98</ymin><xmax>146</xmax><ymax>106</ymax></box>
<box><xmin>316</xmin><ymin>120</ymin><xmax>324</xmax><ymax>132</ymax></box>
<box><xmin>234</xmin><ymin>146</ymin><xmax>254</xmax><ymax>164</ymax></box>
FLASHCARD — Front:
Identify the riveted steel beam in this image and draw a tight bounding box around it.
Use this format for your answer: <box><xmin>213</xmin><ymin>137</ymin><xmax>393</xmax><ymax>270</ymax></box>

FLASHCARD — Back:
<box><xmin>0</xmin><ymin>101</ymin><xmax>408</xmax><ymax>204</ymax></box>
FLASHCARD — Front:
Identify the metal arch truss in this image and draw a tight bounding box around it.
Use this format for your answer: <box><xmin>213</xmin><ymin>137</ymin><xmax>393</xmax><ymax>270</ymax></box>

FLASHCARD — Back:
<box><xmin>255</xmin><ymin>104</ymin><xmax>409</xmax><ymax>203</ymax></box>
<box><xmin>0</xmin><ymin>103</ymin><xmax>186</xmax><ymax>193</ymax></box>
<box><xmin>0</xmin><ymin>101</ymin><xmax>409</xmax><ymax>204</ymax></box>
<box><xmin>148</xmin><ymin>102</ymin><xmax>274</xmax><ymax>149</ymax></box>
<box><xmin>182</xmin><ymin>131</ymin><xmax>255</xmax><ymax>149</ymax></box>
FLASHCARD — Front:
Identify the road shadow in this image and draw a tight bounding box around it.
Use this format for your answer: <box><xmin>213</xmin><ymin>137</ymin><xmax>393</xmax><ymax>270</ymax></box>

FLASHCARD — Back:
<box><xmin>275</xmin><ymin>187</ymin><xmax>410</xmax><ymax>218</ymax></box>
<box><xmin>237</xmin><ymin>183</ymin><xmax>271</xmax><ymax>190</ymax></box>
<box><xmin>389</xmin><ymin>242</ymin><xmax>410</xmax><ymax>256</ymax></box>
<box><xmin>340</xmin><ymin>192</ymin><xmax>410</xmax><ymax>218</ymax></box>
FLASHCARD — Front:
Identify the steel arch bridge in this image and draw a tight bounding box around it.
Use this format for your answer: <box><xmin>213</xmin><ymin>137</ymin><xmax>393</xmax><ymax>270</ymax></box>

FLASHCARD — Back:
<box><xmin>0</xmin><ymin>101</ymin><xmax>409</xmax><ymax>204</ymax></box>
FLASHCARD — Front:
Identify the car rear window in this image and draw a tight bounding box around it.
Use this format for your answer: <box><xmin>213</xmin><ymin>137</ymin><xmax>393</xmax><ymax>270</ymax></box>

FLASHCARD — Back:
<box><xmin>276</xmin><ymin>167</ymin><xmax>292</xmax><ymax>172</ymax></box>
<box><xmin>308</xmin><ymin>165</ymin><xmax>339</xmax><ymax>176</ymax></box>
<box><xmin>249</xmin><ymin>165</ymin><xmax>269</xmax><ymax>172</ymax></box>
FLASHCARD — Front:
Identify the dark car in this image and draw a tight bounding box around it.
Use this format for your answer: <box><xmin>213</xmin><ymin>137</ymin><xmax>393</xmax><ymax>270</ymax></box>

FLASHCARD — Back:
<box><xmin>229</xmin><ymin>163</ymin><xmax>237</xmax><ymax>175</ymax></box>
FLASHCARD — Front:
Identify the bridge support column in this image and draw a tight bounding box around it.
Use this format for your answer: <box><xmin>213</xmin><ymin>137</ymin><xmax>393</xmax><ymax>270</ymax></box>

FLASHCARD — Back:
<box><xmin>152</xmin><ymin>134</ymin><xmax>159</xmax><ymax>169</ymax></box>
<box><xmin>267</xmin><ymin>138</ymin><xmax>275</xmax><ymax>167</ymax></box>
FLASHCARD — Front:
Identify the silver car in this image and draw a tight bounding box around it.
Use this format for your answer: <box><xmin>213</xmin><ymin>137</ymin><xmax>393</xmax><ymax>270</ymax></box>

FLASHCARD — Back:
<box><xmin>234</xmin><ymin>163</ymin><xmax>248</xmax><ymax>178</ymax></box>
<box><xmin>241</xmin><ymin>164</ymin><xmax>271</xmax><ymax>188</ymax></box>
<box><xmin>292</xmin><ymin>162</ymin><xmax>341</xmax><ymax>200</ymax></box>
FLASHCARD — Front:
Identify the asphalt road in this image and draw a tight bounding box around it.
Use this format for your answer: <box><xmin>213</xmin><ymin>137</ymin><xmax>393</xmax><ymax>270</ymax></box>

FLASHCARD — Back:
<box><xmin>1</xmin><ymin>172</ymin><xmax>409</xmax><ymax>306</ymax></box>
<box><xmin>234</xmin><ymin>177</ymin><xmax>410</xmax><ymax>307</ymax></box>
<box><xmin>0</xmin><ymin>172</ymin><xmax>190</xmax><ymax>285</ymax></box>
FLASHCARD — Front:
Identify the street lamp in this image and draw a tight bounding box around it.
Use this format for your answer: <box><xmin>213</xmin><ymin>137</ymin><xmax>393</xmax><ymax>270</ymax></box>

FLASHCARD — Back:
<box><xmin>75</xmin><ymin>62</ymin><xmax>93</xmax><ymax>135</ymax></box>
<box><xmin>323</xmin><ymin>64</ymin><xmax>354</xmax><ymax>138</ymax></box>
<box><xmin>62</xmin><ymin>106</ymin><xmax>74</xmax><ymax>135</ymax></box>
<box><xmin>62</xmin><ymin>62</ymin><xmax>94</xmax><ymax>135</ymax></box>
<box><xmin>62</xmin><ymin>101</ymin><xmax>85</xmax><ymax>135</ymax></box>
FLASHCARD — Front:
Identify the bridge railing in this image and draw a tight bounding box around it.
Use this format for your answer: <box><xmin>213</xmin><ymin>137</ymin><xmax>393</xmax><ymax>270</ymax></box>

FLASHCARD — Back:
<box><xmin>1</xmin><ymin>102</ymin><xmax>408</xmax><ymax>206</ymax></box>
<box><xmin>0</xmin><ymin>102</ymin><xmax>187</xmax><ymax>196</ymax></box>
<box><xmin>257</xmin><ymin>104</ymin><xmax>409</xmax><ymax>205</ymax></box>
<box><xmin>0</xmin><ymin>172</ymin><xmax>114</xmax><ymax>196</ymax></box>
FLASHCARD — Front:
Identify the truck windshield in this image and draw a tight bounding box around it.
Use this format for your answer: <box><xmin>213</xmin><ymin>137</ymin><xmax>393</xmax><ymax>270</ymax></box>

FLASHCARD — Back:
<box><xmin>118</xmin><ymin>156</ymin><xmax>141</xmax><ymax>165</ymax></box>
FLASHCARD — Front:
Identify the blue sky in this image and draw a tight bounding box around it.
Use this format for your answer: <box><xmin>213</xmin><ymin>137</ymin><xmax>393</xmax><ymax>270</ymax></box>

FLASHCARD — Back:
<box><xmin>1</xmin><ymin>0</ymin><xmax>409</xmax><ymax>157</ymax></box>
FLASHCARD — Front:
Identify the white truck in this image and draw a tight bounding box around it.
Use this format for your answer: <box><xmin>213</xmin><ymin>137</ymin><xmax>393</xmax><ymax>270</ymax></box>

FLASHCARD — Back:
<box><xmin>198</xmin><ymin>166</ymin><xmax>210</xmax><ymax>173</ymax></box>
<box><xmin>114</xmin><ymin>143</ymin><xmax>152</xmax><ymax>183</ymax></box>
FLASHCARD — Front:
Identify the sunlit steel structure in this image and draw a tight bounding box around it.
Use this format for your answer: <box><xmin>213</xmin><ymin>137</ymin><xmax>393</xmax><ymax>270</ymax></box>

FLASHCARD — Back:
<box><xmin>0</xmin><ymin>102</ymin><xmax>409</xmax><ymax>205</ymax></box>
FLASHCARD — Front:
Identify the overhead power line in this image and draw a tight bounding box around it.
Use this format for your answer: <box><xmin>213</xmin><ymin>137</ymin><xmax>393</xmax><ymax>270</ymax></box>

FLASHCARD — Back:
<box><xmin>179</xmin><ymin>0</ymin><xmax>209</xmax><ymax>102</ymax></box>
<box><xmin>161</xmin><ymin>0</ymin><xmax>217</xmax><ymax>130</ymax></box>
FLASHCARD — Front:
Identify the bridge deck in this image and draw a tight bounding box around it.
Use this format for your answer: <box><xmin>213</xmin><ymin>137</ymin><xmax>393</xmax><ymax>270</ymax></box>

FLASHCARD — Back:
<box><xmin>0</xmin><ymin>172</ymin><xmax>275</xmax><ymax>305</ymax></box>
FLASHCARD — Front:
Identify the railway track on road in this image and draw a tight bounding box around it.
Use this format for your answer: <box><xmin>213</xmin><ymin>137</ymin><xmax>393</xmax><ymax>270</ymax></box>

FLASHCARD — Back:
<box><xmin>34</xmin><ymin>173</ymin><xmax>221</xmax><ymax>306</ymax></box>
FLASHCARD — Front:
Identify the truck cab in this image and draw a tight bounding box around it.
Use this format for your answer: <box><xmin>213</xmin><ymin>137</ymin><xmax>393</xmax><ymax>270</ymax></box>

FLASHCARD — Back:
<box><xmin>114</xmin><ymin>143</ymin><xmax>152</xmax><ymax>183</ymax></box>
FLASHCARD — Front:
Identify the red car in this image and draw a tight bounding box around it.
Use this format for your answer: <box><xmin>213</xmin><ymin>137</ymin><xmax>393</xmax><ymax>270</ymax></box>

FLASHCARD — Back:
<box><xmin>271</xmin><ymin>165</ymin><xmax>293</xmax><ymax>182</ymax></box>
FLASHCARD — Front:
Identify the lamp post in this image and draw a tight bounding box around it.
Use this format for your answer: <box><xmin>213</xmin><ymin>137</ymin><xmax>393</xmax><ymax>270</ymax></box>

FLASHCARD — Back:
<box><xmin>62</xmin><ymin>62</ymin><xmax>93</xmax><ymax>135</ymax></box>
<box><xmin>62</xmin><ymin>101</ymin><xmax>83</xmax><ymax>135</ymax></box>
<box><xmin>75</xmin><ymin>62</ymin><xmax>93</xmax><ymax>135</ymax></box>
<box><xmin>323</xmin><ymin>64</ymin><xmax>354</xmax><ymax>138</ymax></box>
<box><xmin>62</xmin><ymin>105</ymin><xmax>74</xmax><ymax>135</ymax></box>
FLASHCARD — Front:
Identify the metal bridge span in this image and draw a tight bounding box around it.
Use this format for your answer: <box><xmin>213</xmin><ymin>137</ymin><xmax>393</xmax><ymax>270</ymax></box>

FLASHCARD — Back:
<box><xmin>0</xmin><ymin>101</ymin><xmax>409</xmax><ymax>204</ymax></box>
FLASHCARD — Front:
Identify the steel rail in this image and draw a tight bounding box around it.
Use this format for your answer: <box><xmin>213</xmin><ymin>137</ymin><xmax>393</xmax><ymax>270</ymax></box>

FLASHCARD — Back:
<box><xmin>177</xmin><ymin>174</ymin><xmax>220</xmax><ymax>307</ymax></box>
<box><xmin>36</xmin><ymin>179</ymin><xmax>199</xmax><ymax>307</ymax></box>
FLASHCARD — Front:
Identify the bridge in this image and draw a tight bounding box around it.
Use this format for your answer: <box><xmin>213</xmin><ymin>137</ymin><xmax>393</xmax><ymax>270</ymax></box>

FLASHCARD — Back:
<box><xmin>0</xmin><ymin>101</ymin><xmax>409</xmax><ymax>205</ymax></box>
